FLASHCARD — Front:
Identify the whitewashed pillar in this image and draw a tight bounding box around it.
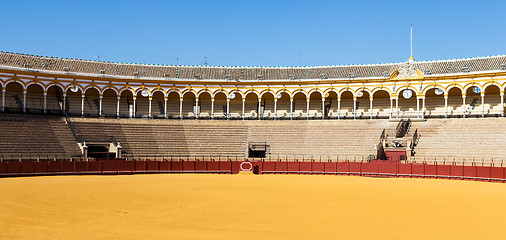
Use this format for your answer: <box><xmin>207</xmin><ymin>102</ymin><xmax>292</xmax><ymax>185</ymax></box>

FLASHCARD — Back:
<box><xmin>462</xmin><ymin>94</ymin><xmax>466</xmax><ymax>115</ymax></box>
<box><xmin>43</xmin><ymin>92</ymin><xmax>47</xmax><ymax>114</ymax></box>
<box><xmin>242</xmin><ymin>99</ymin><xmax>245</xmax><ymax>120</ymax></box>
<box><xmin>23</xmin><ymin>89</ymin><xmax>27</xmax><ymax>113</ymax></box>
<box><xmin>164</xmin><ymin>97</ymin><xmax>168</xmax><ymax>118</ymax></box>
<box><xmin>226</xmin><ymin>98</ymin><xmax>230</xmax><ymax>119</ymax></box>
<box><xmin>290</xmin><ymin>98</ymin><xmax>293</xmax><ymax>120</ymax></box>
<box><xmin>444</xmin><ymin>94</ymin><xmax>448</xmax><ymax>118</ymax></box>
<box><xmin>133</xmin><ymin>96</ymin><xmax>137</xmax><ymax>118</ymax></box>
<box><xmin>321</xmin><ymin>98</ymin><xmax>325</xmax><ymax>120</ymax></box>
<box><xmin>148</xmin><ymin>96</ymin><xmax>152</xmax><ymax>118</ymax></box>
<box><xmin>353</xmin><ymin>97</ymin><xmax>357</xmax><ymax>119</ymax></box>
<box><xmin>274</xmin><ymin>98</ymin><xmax>278</xmax><ymax>119</ymax></box>
<box><xmin>258</xmin><ymin>99</ymin><xmax>262</xmax><ymax>119</ymax></box>
<box><xmin>81</xmin><ymin>93</ymin><xmax>85</xmax><ymax>116</ymax></box>
<box><xmin>179</xmin><ymin>97</ymin><xmax>183</xmax><ymax>119</ymax></box>
<box><xmin>1</xmin><ymin>88</ymin><xmax>5</xmax><ymax>112</ymax></box>
<box><xmin>501</xmin><ymin>91</ymin><xmax>504</xmax><ymax>117</ymax></box>
<box><xmin>211</xmin><ymin>98</ymin><xmax>215</xmax><ymax>119</ymax></box>
<box><xmin>481</xmin><ymin>92</ymin><xmax>485</xmax><ymax>117</ymax></box>
<box><xmin>116</xmin><ymin>96</ymin><xmax>121</xmax><ymax>117</ymax></box>
<box><xmin>99</xmin><ymin>94</ymin><xmax>103</xmax><ymax>117</ymax></box>
<box><xmin>306</xmin><ymin>97</ymin><xmax>309</xmax><ymax>120</ymax></box>
<box><xmin>62</xmin><ymin>93</ymin><xmax>67</xmax><ymax>114</ymax></box>
<box><xmin>369</xmin><ymin>96</ymin><xmax>373</xmax><ymax>119</ymax></box>
<box><xmin>337</xmin><ymin>97</ymin><xmax>341</xmax><ymax>119</ymax></box>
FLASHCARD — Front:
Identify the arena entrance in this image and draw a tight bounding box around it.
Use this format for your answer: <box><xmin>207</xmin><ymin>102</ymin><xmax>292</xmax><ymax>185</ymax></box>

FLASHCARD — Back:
<box><xmin>248</xmin><ymin>142</ymin><xmax>269</xmax><ymax>158</ymax></box>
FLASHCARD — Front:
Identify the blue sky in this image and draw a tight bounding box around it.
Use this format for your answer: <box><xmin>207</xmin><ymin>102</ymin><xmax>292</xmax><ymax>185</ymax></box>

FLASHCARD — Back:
<box><xmin>1</xmin><ymin>0</ymin><xmax>505</xmax><ymax>66</ymax></box>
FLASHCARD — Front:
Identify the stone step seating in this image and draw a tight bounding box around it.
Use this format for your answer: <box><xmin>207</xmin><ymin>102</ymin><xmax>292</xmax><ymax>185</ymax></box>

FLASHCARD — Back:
<box><xmin>0</xmin><ymin>114</ymin><xmax>82</xmax><ymax>159</ymax></box>
<box><xmin>412</xmin><ymin>118</ymin><xmax>506</xmax><ymax>163</ymax></box>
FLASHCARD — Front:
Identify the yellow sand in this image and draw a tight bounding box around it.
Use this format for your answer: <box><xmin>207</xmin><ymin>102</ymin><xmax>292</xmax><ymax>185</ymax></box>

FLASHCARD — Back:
<box><xmin>0</xmin><ymin>174</ymin><xmax>505</xmax><ymax>240</ymax></box>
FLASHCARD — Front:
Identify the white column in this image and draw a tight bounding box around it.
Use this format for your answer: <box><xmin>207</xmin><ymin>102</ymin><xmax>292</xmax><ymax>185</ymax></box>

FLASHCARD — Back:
<box><xmin>369</xmin><ymin>97</ymin><xmax>373</xmax><ymax>119</ymax></box>
<box><xmin>211</xmin><ymin>98</ymin><xmax>215</xmax><ymax>119</ymax></box>
<box><xmin>195</xmin><ymin>97</ymin><xmax>199</xmax><ymax>119</ymax></box>
<box><xmin>290</xmin><ymin>98</ymin><xmax>293</xmax><ymax>120</ymax></box>
<box><xmin>43</xmin><ymin>92</ymin><xmax>47</xmax><ymax>114</ymax></box>
<box><xmin>226</xmin><ymin>98</ymin><xmax>230</xmax><ymax>119</ymax></box>
<box><xmin>179</xmin><ymin>97</ymin><xmax>183</xmax><ymax>119</ymax></box>
<box><xmin>321</xmin><ymin>98</ymin><xmax>325</xmax><ymax>120</ymax></box>
<box><xmin>337</xmin><ymin>97</ymin><xmax>341</xmax><ymax>119</ymax></box>
<box><xmin>62</xmin><ymin>93</ymin><xmax>66</xmax><ymax>114</ymax></box>
<box><xmin>1</xmin><ymin>88</ymin><xmax>5</xmax><ymax>112</ymax></box>
<box><xmin>242</xmin><ymin>99</ymin><xmax>245</xmax><ymax>120</ymax></box>
<box><xmin>164</xmin><ymin>97</ymin><xmax>168</xmax><ymax>118</ymax></box>
<box><xmin>422</xmin><ymin>97</ymin><xmax>425</xmax><ymax>120</ymax></box>
<box><xmin>258</xmin><ymin>99</ymin><xmax>262</xmax><ymax>119</ymax></box>
<box><xmin>274</xmin><ymin>99</ymin><xmax>278</xmax><ymax>119</ymax></box>
<box><xmin>501</xmin><ymin>92</ymin><xmax>504</xmax><ymax>117</ymax></box>
<box><xmin>389</xmin><ymin>97</ymin><xmax>393</xmax><ymax>119</ymax></box>
<box><xmin>81</xmin><ymin>94</ymin><xmax>85</xmax><ymax>116</ymax></box>
<box><xmin>133</xmin><ymin>97</ymin><xmax>137</xmax><ymax>118</ymax></box>
<box><xmin>416</xmin><ymin>97</ymin><xmax>420</xmax><ymax>118</ymax></box>
<box><xmin>353</xmin><ymin>97</ymin><xmax>357</xmax><ymax>119</ymax></box>
<box><xmin>148</xmin><ymin>97</ymin><xmax>152</xmax><ymax>118</ymax></box>
<box><xmin>395</xmin><ymin>98</ymin><xmax>399</xmax><ymax>118</ymax></box>
<box><xmin>23</xmin><ymin>90</ymin><xmax>27</xmax><ymax>113</ymax></box>
<box><xmin>444</xmin><ymin>95</ymin><xmax>448</xmax><ymax>118</ymax></box>
<box><xmin>306</xmin><ymin>97</ymin><xmax>309</xmax><ymax>120</ymax></box>
<box><xmin>99</xmin><ymin>95</ymin><xmax>103</xmax><ymax>117</ymax></box>
<box><xmin>462</xmin><ymin>94</ymin><xmax>466</xmax><ymax>115</ymax></box>
<box><xmin>481</xmin><ymin>92</ymin><xmax>485</xmax><ymax>117</ymax></box>
<box><xmin>116</xmin><ymin>96</ymin><xmax>120</xmax><ymax>118</ymax></box>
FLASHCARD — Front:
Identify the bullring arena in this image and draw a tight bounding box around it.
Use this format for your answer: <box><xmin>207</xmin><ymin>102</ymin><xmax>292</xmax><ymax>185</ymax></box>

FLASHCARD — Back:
<box><xmin>1</xmin><ymin>51</ymin><xmax>506</xmax><ymax>239</ymax></box>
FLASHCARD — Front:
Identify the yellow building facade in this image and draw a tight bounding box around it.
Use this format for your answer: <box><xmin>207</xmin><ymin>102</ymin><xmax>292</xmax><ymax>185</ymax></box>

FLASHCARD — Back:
<box><xmin>1</xmin><ymin>51</ymin><xmax>505</xmax><ymax>119</ymax></box>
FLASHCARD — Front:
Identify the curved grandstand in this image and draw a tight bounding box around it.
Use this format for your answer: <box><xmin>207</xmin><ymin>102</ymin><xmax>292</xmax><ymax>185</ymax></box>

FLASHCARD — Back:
<box><xmin>1</xmin><ymin>51</ymin><xmax>506</xmax><ymax>166</ymax></box>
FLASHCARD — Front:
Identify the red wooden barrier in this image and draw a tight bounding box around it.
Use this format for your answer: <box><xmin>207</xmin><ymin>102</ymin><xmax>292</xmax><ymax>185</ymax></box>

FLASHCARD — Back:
<box><xmin>207</xmin><ymin>161</ymin><xmax>220</xmax><ymax>172</ymax></box>
<box><xmin>312</xmin><ymin>162</ymin><xmax>325</xmax><ymax>174</ymax></box>
<box><xmin>348</xmin><ymin>162</ymin><xmax>361</xmax><ymax>174</ymax></box>
<box><xmin>47</xmin><ymin>161</ymin><xmax>61</xmax><ymax>173</ymax></box>
<box><xmin>450</xmin><ymin>165</ymin><xmax>464</xmax><ymax>179</ymax></box>
<box><xmin>287</xmin><ymin>162</ymin><xmax>299</xmax><ymax>173</ymax></box>
<box><xmin>134</xmin><ymin>161</ymin><xmax>146</xmax><ymax>173</ymax></box>
<box><xmin>21</xmin><ymin>161</ymin><xmax>35</xmax><ymax>174</ymax></box>
<box><xmin>362</xmin><ymin>162</ymin><xmax>378</xmax><ymax>175</ymax></box>
<box><xmin>171</xmin><ymin>161</ymin><xmax>183</xmax><ymax>172</ymax></box>
<box><xmin>463</xmin><ymin>166</ymin><xmax>477</xmax><ymax>178</ymax></box>
<box><xmin>299</xmin><ymin>162</ymin><xmax>312</xmax><ymax>173</ymax></box>
<box><xmin>262</xmin><ymin>162</ymin><xmax>275</xmax><ymax>172</ymax></box>
<box><xmin>61</xmin><ymin>161</ymin><xmax>75</xmax><ymax>173</ymax></box>
<box><xmin>117</xmin><ymin>161</ymin><xmax>134</xmax><ymax>173</ymax></box>
<box><xmin>182</xmin><ymin>161</ymin><xmax>195</xmax><ymax>172</ymax></box>
<box><xmin>476</xmin><ymin>166</ymin><xmax>491</xmax><ymax>180</ymax></box>
<box><xmin>336</xmin><ymin>162</ymin><xmax>348</xmax><ymax>173</ymax></box>
<box><xmin>324</xmin><ymin>162</ymin><xmax>337</xmax><ymax>173</ymax></box>
<box><xmin>34</xmin><ymin>161</ymin><xmax>48</xmax><ymax>174</ymax></box>
<box><xmin>146</xmin><ymin>161</ymin><xmax>159</xmax><ymax>172</ymax></box>
<box><xmin>101</xmin><ymin>161</ymin><xmax>117</xmax><ymax>173</ymax></box>
<box><xmin>219</xmin><ymin>161</ymin><xmax>232</xmax><ymax>173</ymax></box>
<box><xmin>158</xmin><ymin>161</ymin><xmax>170</xmax><ymax>172</ymax></box>
<box><xmin>412</xmin><ymin>164</ymin><xmax>425</xmax><ymax>176</ymax></box>
<box><xmin>0</xmin><ymin>162</ymin><xmax>7</xmax><ymax>174</ymax></box>
<box><xmin>231</xmin><ymin>161</ymin><xmax>241</xmax><ymax>174</ymax></box>
<box><xmin>398</xmin><ymin>163</ymin><xmax>412</xmax><ymax>177</ymax></box>
<box><xmin>436</xmin><ymin>165</ymin><xmax>450</xmax><ymax>177</ymax></box>
<box><xmin>425</xmin><ymin>164</ymin><xmax>437</xmax><ymax>177</ymax></box>
<box><xmin>195</xmin><ymin>161</ymin><xmax>207</xmax><ymax>172</ymax></box>
<box><xmin>275</xmin><ymin>161</ymin><xmax>287</xmax><ymax>172</ymax></box>
<box><xmin>379</xmin><ymin>163</ymin><xmax>397</xmax><ymax>176</ymax></box>
<box><xmin>490</xmin><ymin>167</ymin><xmax>503</xmax><ymax>181</ymax></box>
<box><xmin>74</xmin><ymin>161</ymin><xmax>87</xmax><ymax>173</ymax></box>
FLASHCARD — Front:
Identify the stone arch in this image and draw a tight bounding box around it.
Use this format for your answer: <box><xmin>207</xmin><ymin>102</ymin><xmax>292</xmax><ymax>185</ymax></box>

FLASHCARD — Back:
<box><xmin>259</xmin><ymin>89</ymin><xmax>276</xmax><ymax>99</ymax></box>
<box><xmin>118</xmin><ymin>89</ymin><xmax>134</xmax><ymax>118</ymax></box>
<box><xmin>397</xmin><ymin>88</ymin><xmax>417</xmax><ymax>117</ymax></box>
<box><xmin>292</xmin><ymin>91</ymin><xmax>307</xmax><ymax>118</ymax></box>
<box><xmin>447</xmin><ymin>86</ymin><xmax>464</xmax><ymax>116</ymax></box>
<box><xmin>324</xmin><ymin>90</ymin><xmax>338</xmax><ymax>118</ymax></box>
<box><xmin>462</xmin><ymin>82</ymin><xmax>483</xmax><ymax>94</ymax></box>
<box><xmin>422</xmin><ymin>84</ymin><xmax>447</xmax><ymax>95</ymax></box>
<box><xmin>394</xmin><ymin>85</ymin><xmax>420</xmax><ymax>96</ymax></box>
<box><xmin>26</xmin><ymin>83</ymin><xmax>44</xmax><ymax>113</ymax></box>
<box><xmin>214</xmin><ymin>92</ymin><xmax>228</xmax><ymax>118</ymax></box>
<box><xmin>135</xmin><ymin>89</ymin><xmax>150</xmax><ymax>117</ymax></box>
<box><xmin>244</xmin><ymin>91</ymin><xmax>259</xmax><ymax>118</ymax></box>
<box><xmin>372</xmin><ymin>89</ymin><xmax>391</xmax><ymax>117</ymax></box>
<box><xmin>355</xmin><ymin>89</ymin><xmax>371</xmax><ymax>118</ymax></box>
<box><xmin>424</xmin><ymin>87</ymin><xmax>446</xmax><ymax>117</ymax></box>
<box><xmin>83</xmin><ymin>87</ymin><xmax>100</xmax><ymax>116</ymax></box>
<box><xmin>4</xmin><ymin>81</ymin><xmax>25</xmax><ymax>112</ymax></box>
<box><xmin>339</xmin><ymin>90</ymin><xmax>354</xmax><ymax>118</ymax></box>
<box><xmin>464</xmin><ymin>84</ymin><xmax>482</xmax><ymax>115</ymax></box>
<box><xmin>276</xmin><ymin>91</ymin><xmax>291</xmax><ymax>118</ymax></box>
<box><xmin>182</xmin><ymin>90</ymin><xmax>196</xmax><ymax>118</ymax></box>
<box><xmin>198</xmin><ymin>91</ymin><xmax>212</xmax><ymax>118</ymax></box>
<box><xmin>102</xmin><ymin>89</ymin><xmax>118</xmax><ymax>117</ymax></box>
<box><xmin>229</xmin><ymin>91</ymin><xmax>243</xmax><ymax>118</ymax></box>
<box><xmin>151</xmin><ymin>90</ymin><xmax>165</xmax><ymax>117</ymax></box>
<box><xmin>166</xmin><ymin>91</ymin><xmax>180</xmax><ymax>118</ymax></box>
<box><xmin>260</xmin><ymin>91</ymin><xmax>275</xmax><ymax>118</ymax></box>
<box><xmin>66</xmin><ymin>85</ymin><xmax>83</xmax><ymax>116</ymax></box>
<box><xmin>308</xmin><ymin>90</ymin><xmax>323</xmax><ymax>118</ymax></box>
<box><xmin>484</xmin><ymin>84</ymin><xmax>502</xmax><ymax>116</ymax></box>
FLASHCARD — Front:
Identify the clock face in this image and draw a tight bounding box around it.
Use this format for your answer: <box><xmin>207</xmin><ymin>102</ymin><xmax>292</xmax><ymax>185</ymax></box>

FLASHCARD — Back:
<box><xmin>70</xmin><ymin>86</ymin><xmax>79</xmax><ymax>93</ymax></box>
<box><xmin>402</xmin><ymin>89</ymin><xmax>413</xmax><ymax>99</ymax></box>
<box><xmin>473</xmin><ymin>86</ymin><xmax>481</xmax><ymax>94</ymax></box>
<box><xmin>230</xmin><ymin>93</ymin><xmax>236</xmax><ymax>99</ymax></box>
<box><xmin>356</xmin><ymin>91</ymin><xmax>363</xmax><ymax>98</ymax></box>
<box><xmin>141</xmin><ymin>89</ymin><xmax>149</xmax><ymax>97</ymax></box>
<box><xmin>435</xmin><ymin>88</ymin><xmax>444</xmax><ymax>95</ymax></box>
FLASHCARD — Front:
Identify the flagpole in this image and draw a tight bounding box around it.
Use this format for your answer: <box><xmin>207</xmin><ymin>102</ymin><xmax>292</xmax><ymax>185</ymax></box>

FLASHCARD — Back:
<box><xmin>410</xmin><ymin>24</ymin><xmax>413</xmax><ymax>57</ymax></box>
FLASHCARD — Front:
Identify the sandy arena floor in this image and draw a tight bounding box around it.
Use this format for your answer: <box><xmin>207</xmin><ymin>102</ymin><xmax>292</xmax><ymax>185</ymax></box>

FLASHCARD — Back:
<box><xmin>0</xmin><ymin>174</ymin><xmax>505</xmax><ymax>240</ymax></box>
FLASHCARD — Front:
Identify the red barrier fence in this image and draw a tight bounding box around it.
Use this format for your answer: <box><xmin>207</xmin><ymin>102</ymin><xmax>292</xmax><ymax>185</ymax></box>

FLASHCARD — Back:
<box><xmin>0</xmin><ymin>160</ymin><xmax>505</xmax><ymax>182</ymax></box>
